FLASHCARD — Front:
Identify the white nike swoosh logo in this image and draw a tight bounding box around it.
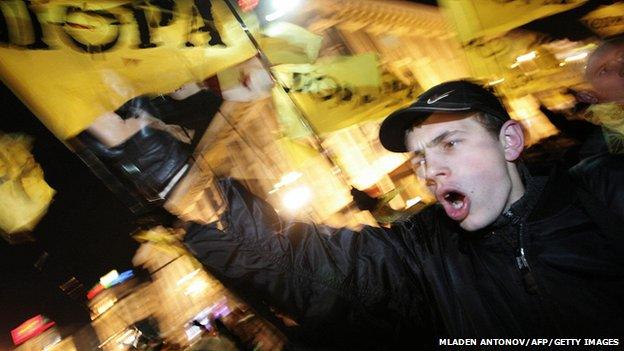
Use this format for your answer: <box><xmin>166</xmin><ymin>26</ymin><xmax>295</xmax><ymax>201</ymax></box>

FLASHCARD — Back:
<box><xmin>427</xmin><ymin>90</ymin><xmax>454</xmax><ymax>104</ymax></box>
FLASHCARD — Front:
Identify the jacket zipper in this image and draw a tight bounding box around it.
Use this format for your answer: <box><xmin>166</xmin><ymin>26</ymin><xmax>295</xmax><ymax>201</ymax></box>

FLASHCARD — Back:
<box><xmin>504</xmin><ymin>210</ymin><xmax>539</xmax><ymax>295</ymax></box>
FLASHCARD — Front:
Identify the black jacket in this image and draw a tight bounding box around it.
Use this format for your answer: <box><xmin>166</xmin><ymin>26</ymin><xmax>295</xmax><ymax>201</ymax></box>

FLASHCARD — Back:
<box><xmin>184</xmin><ymin>156</ymin><xmax>624</xmax><ymax>348</ymax></box>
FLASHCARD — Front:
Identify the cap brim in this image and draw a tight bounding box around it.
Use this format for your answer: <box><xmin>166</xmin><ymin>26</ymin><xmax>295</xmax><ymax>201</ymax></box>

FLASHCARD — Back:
<box><xmin>379</xmin><ymin>106</ymin><xmax>471</xmax><ymax>152</ymax></box>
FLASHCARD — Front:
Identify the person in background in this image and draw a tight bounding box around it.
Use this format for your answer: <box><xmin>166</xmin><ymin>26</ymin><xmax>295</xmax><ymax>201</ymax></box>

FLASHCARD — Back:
<box><xmin>574</xmin><ymin>36</ymin><xmax>624</xmax><ymax>154</ymax></box>
<box><xmin>581</xmin><ymin>36</ymin><xmax>624</xmax><ymax>105</ymax></box>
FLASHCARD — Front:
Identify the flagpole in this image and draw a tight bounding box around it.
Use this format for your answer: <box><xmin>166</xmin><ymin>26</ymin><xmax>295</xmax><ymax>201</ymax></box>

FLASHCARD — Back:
<box><xmin>222</xmin><ymin>0</ymin><xmax>355</xmax><ymax>189</ymax></box>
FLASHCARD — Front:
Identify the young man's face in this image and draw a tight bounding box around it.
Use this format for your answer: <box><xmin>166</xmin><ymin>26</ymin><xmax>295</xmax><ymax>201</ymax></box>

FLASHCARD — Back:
<box><xmin>586</xmin><ymin>42</ymin><xmax>624</xmax><ymax>103</ymax></box>
<box><xmin>405</xmin><ymin>113</ymin><xmax>524</xmax><ymax>231</ymax></box>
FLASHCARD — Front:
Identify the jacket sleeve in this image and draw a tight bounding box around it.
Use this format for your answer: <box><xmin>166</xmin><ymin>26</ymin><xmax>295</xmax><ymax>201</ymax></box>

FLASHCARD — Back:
<box><xmin>183</xmin><ymin>178</ymin><xmax>436</xmax><ymax>344</ymax></box>
<box><xmin>569</xmin><ymin>153</ymin><xmax>624</xmax><ymax>219</ymax></box>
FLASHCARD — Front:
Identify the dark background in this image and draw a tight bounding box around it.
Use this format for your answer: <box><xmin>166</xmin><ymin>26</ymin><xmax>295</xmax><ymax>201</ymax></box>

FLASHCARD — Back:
<box><xmin>0</xmin><ymin>82</ymin><xmax>139</xmax><ymax>349</ymax></box>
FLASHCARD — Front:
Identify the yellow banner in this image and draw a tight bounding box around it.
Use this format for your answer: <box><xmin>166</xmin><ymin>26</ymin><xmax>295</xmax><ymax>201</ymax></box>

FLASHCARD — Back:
<box><xmin>0</xmin><ymin>0</ymin><xmax>255</xmax><ymax>140</ymax></box>
<box><xmin>462</xmin><ymin>32</ymin><xmax>539</xmax><ymax>79</ymax></box>
<box><xmin>259</xmin><ymin>21</ymin><xmax>322</xmax><ymax>65</ymax></box>
<box><xmin>581</xmin><ymin>3</ymin><xmax>624</xmax><ymax>38</ymax></box>
<box><xmin>272</xmin><ymin>54</ymin><xmax>417</xmax><ymax>136</ymax></box>
<box><xmin>440</xmin><ymin>0</ymin><xmax>587</xmax><ymax>44</ymax></box>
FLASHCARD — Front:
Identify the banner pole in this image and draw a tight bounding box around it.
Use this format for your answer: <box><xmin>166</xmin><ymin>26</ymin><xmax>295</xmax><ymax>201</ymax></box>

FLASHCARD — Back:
<box><xmin>222</xmin><ymin>0</ymin><xmax>355</xmax><ymax>189</ymax></box>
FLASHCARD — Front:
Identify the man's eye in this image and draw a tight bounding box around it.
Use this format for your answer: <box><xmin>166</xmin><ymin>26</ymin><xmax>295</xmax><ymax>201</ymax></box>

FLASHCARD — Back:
<box><xmin>444</xmin><ymin>140</ymin><xmax>458</xmax><ymax>149</ymax></box>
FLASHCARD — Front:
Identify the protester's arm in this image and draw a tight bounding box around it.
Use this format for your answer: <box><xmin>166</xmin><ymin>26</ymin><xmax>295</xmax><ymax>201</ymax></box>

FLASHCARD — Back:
<box><xmin>183</xmin><ymin>178</ymin><xmax>435</xmax><ymax>345</ymax></box>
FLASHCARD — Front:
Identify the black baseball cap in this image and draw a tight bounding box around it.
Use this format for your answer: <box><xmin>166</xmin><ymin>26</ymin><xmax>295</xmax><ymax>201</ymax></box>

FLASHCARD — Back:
<box><xmin>379</xmin><ymin>80</ymin><xmax>510</xmax><ymax>152</ymax></box>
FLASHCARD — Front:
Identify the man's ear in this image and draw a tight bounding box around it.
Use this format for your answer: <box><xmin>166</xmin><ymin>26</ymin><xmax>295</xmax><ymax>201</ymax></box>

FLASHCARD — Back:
<box><xmin>574</xmin><ymin>89</ymin><xmax>599</xmax><ymax>104</ymax></box>
<box><xmin>499</xmin><ymin>120</ymin><xmax>524</xmax><ymax>161</ymax></box>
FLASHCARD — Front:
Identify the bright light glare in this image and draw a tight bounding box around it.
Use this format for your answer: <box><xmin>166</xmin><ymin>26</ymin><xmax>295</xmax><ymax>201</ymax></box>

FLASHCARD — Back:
<box><xmin>118</xmin><ymin>329</ymin><xmax>139</xmax><ymax>346</ymax></box>
<box><xmin>100</xmin><ymin>270</ymin><xmax>119</xmax><ymax>288</ymax></box>
<box><xmin>272</xmin><ymin>171</ymin><xmax>303</xmax><ymax>192</ymax></box>
<box><xmin>352</xmin><ymin>170</ymin><xmax>379</xmax><ymax>190</ymax></box>
<box><xmin>265</xmin><ymin>10</ymin><xmax>285</xmax><ymax>21</ymax></box>
<box><xmin>564</xmin><ymin>52</ymin><xmax>588</xmax><ymax>62</ymax></box>
<box><xmin>516</xmin><ymin>51</ymin><xmax>536</xmax><ymax>63</ymax></box>
<box><xmin>95</xmin><ymin>297</ymin><xmax>116</xmax><ymax>316</ymax></box>
<box><xmin>176</xmin><ymin>269</ymin><xmax>200</xmax><ymax>286</ymax></box>
<box><xmin>185</xmin><ymin>280</ymin><xmax>208</xmax><ymax>296</ymax></box>
<box><xmin>405</xmin><ymin>196</ymin><xmax>422</xmax><ymax>208</ymax></box>
<box><xmin>281</xmin><ymin>171</ymin><xmax>302</xmax><ymax>186</ymax></box>
<box><xmin>42</xmin><ymin>336</ymin><xmax>62</xmax><ymax>351</ymax></box>
<box><xmin>272</xmin><ymin>0</ymin><xmax>300</xmax><ymax>11</ymax></box>
<box><xmin>266</xmin><ymin>0</ymin><xmax>302</xmax><ymax>21</ymax></box>
<box><xmin>488</xmin><ymin>78</ymin><xmax>505</xmax><ymax>85</ymax></box>
<box><xmin>281</xmin><ymin>186</ymin><xmax>312</xmax><ymax>212</ymax></box>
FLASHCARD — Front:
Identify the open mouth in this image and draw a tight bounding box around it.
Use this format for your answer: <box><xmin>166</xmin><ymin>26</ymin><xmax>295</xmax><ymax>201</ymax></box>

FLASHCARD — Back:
<box><xmin>439</xmin><ymin>190</ymin><xmax>470</xmax><ymax>221</ymax></box>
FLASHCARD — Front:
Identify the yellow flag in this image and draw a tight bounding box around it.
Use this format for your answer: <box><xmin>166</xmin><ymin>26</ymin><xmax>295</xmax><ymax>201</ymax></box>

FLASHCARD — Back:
<box><xmin>271</xmin><ymin>86</ymin><xmax>311</xmax><ymax>139</ymax></box>
<box><xmin>272</xmin><ymin>54</ymin><xmax>418</xmax><ymax>136</ymax></box>
<box><xmin>133</xmin><ymin>226</ymin><xmax>199</xmax><ymax>266</ymax></box>
<box><xmin>275</xmin><ymin>138</ymin><xmax>319</xmax><ymax>169</ymax></box>
<box><xmin>0</xmin><ymin>133</ymin><xmax>55</xmax><ymax>238</ymax></box>
<box><xmin>0</xmin><ymin>0</ymin><xmax>256</xmax><ymax>140</ymax></box>
<box><xmin>584</xmin><ymin>103</ymin><xmax>624</xmax><ymax>154</ymax></box>
<box><xmin>440</xmin><ymin>0</ymin><xmax>587</xmax><ymax>44</ymax></box>
<box><xmin>259</xmin><ymin>21</ymin><xmax>322</xmax><ymax>65</ymax></box>
<box><xmin>581</xmin><ymin>3</ymin><xmax>624</xmax><ymax>38</ymax></box>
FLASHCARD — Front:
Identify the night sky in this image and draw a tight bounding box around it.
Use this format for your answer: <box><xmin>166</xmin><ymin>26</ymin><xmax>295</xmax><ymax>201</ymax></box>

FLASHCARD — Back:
<box><xmin>0</xmin><ymin>83</ymin><xmax>139</xmax><ymax>349</ymax></box>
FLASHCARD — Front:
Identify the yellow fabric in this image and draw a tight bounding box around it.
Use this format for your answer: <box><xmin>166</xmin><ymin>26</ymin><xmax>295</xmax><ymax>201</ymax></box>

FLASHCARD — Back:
<box><xmin>133</xmin><ymin>225</ymin><xmax>202</xmax><ymax>268</ymax></box>
<box><xmin>271</xmin><ymin>86</ymin><xmax>311</xmax><ymax>139</ymax></box>
<box><xmin>585</xmin><ymin>103</ymin><xmax>624</xmax><ymax>132</ymax></box>
<box><xmin>259</xmin><ymin>21</ymin><xmax>322</xmax><ymax>65</ymax></box>
<box><xmin>440</xmin><ymin>0</ymin><xmax>587</xmax><ymax>44</ymax></box>
<box><xmin>272</xmin><ymin>54</ymin><xmax>417</xmax><ymax>137</ymax></box>
<box><xmin>584</xmin><ymin>103</ymin><xmax>624</xmax><ymax>154</ymax></box>
<box><xmin>461</xmin><ymin>34</ymin><xmax>538</xmax><ymax>80</ymax></box>
<box><xmin>133</xmin><ymin>226</ymin><xmax>191</xmax><ymax>257</ymax></box>
<box><xmin>275</xmin><ymin>138</ymin><xmax>319</xmax><ymax>168</ymax></box>
<box><xmin>440</xmin><ymin>0</ymin><xmax>587</xmax><ymax>85</ymax></box>
<box><xmin>371</xmin><ymin>188</ymin><xmax>427</xmax><ymax>225</ymax></box>
<box><xmin>0</xmin><ymin>0</ymin><xmax>255</xmax><ymax>140</ymax></box>
<box><xmin>581</xmin><ymin>3</ymin><xmax>624</xmax><ymax>38</ymax></box>
<box><xmin>0</xmin><ymin>133</ymin><xmax>55</xmax><ymax>235</ymax></box>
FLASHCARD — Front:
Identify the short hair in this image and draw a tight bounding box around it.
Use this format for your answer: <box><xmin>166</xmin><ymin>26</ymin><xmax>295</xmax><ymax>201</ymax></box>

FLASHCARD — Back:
<box><xmin>474</xmin><ymin>112</ymin><xmax>505</xmax><ymax>139</ymax></box>
<box><xmin>410</xmin><ymin>112</ymin><xmax>504</xmax><ymax>140</ymax></box>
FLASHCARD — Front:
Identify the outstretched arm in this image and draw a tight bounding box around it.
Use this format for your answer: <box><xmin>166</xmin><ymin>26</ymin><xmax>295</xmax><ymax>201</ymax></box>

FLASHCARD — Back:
<box><xmin>183</xmin><ymin>178</ymin><xmax>436</xmax><ymax>347</ymax></box>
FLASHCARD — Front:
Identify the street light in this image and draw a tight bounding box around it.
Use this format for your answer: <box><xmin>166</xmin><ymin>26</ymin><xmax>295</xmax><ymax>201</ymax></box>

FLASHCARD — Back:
<box><xmin>281</xmin><ymin>186</ymin><xmax>312</xmax><ymax>212</ymax></box>
<box><xmin>265</xmin><ymin>0</ymin><xmax>303</xmax><ymax>22</ymax></box>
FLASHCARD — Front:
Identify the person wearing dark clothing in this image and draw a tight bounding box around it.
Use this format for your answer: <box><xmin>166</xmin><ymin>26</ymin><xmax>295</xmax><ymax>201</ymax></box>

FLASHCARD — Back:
<box><xmin>532</xmin><ymin>103</ymin><xmax>608</xmax><ymax>166</ymax></box>
<box><xmin>181</xmin><ymin>81</ymin><xmax>624</xmax><ymax>349</ymax></box>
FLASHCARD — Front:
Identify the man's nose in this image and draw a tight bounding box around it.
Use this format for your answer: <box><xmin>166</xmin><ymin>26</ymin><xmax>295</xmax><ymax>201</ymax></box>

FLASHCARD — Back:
<box><xmin>424</xmin><ymin>159</ymin><xmax>449</xmax><ymax>183</ymax></box>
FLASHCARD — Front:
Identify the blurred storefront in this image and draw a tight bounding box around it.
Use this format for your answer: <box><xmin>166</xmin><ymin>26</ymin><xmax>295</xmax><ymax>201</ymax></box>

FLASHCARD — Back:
<box><xmin>80</xmin><ymin>232</ymin><xmax>286</xmax><ymax>351</ymax></box>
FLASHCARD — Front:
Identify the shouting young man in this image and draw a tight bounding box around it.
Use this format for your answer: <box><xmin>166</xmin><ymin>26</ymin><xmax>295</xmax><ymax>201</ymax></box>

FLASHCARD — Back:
<box><xmin>183</xmin><ymin>80</ymin><xmax>624</xmax><ymax>349</ymax></box>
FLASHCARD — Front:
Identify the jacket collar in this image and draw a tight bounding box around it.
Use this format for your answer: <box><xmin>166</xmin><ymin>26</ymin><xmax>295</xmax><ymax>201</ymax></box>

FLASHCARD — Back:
<box><xmin>524</xmin><ymin>162</ymin><xmax>578</xmax><ymax>222</ymax></box>
<box><xmin>465</xmin><ymin>161</ymin><xmax>571</xmax><ymax>238</ymax></box>
<box><xmin>489</xmin><ymin>163</ymin><xmax>547</xmax><ymax>229</ymax></box>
